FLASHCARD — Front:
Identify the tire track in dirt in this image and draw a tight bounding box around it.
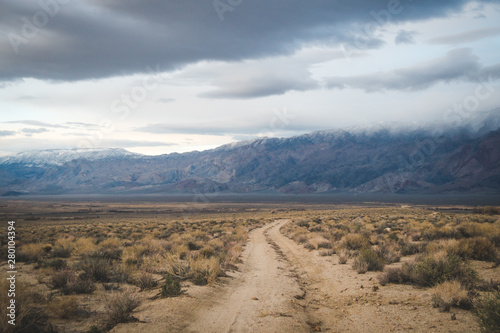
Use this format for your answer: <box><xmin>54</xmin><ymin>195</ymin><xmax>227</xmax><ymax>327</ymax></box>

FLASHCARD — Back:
<box><xmin>186</xmin><ymin>221</ymin><xmax>309</xmax><ymax>333</ymax></box>
<box><xmin>265</xmin><ymin>219</ymin><xmax>345</xmax><ymax>332</ymax></box>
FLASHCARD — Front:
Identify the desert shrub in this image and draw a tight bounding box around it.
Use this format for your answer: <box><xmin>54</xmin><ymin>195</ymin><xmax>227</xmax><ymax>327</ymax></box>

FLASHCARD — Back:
<box><xmin>0</xmin><ymin>279</ymin><xmax>53</xmax><ymax>333</ymax></box>
<box><xmin>86</xmin><ymin>326</ymin><xmax>102</xmax><ymax>333</ymax></box>
<box><xmin>421</xmin><ymin>226</ymin><xmax>456</xmax><ymax>241</ymax></box>
<box><xmin>190</xmin><ymin>256</ymin><xmax>222</xmax><ymax>285</ymax></box>
<box><xmin>122</xmin><ymin>244</ymin><xmax>147</xmax><ymax>266</ymax></box>
<box><xmin>319</xmin><ymin>249</ymin><xmax>335</xmax><ymax>256</ymax></box>
<box><xmin>376</xmin><ymin>243</ymin><xmax>400</xmax><ymax>264</ymax></box>
<box><xmin>473</xmin><ymin>290</ymin><xmax>500</xmax><ymax>333</ymax></box>
<box><xmin>48</xmin><ymin>296</ymin><xmax>79</xmax><ymax>319</ymax></box>
<box><xmin>164</xmin><ymin>253</ymin><xmax>191</xmax><ymax>278</ymax></box>
<box><xmin>338</xmin><ymin>249</ymin><xmax>349</xmax><ymax>264</ymax></box>
<box><xmin>379</xmin><ymin>253</ymin><xmax>478</xmax><ymax>288</ymax></box>
<box><xmin>448</xmin><ymin>237</ymin><xmax>497</xmax><ymax>262</ymax></box>
<box><xmin>411</xmin><ymin>253</ymin><xmax>477</xmax><ymax>288</ymax></box>
<box><xmin>51</xmin><ymin>269</ymin><xmax>76</xmax><ymax>289</ymax></box>
<box><xmin>222</xmin><ymin>242</ymin><xmax>243</xmax><ymax>267</ymax></box>
<box><xmin>304</xmin><ymin>242</ymin><xmax>315</xmax><ymax>250</ymax></box>
<box><xmin>431</xmin><ymin>281</ymin><xmax>472</xmax><ymax>312</ymax></box>
<box><xmin>41</xmin><ymin>258</ymin><xmax>67</xmax><ymax>270</ymax></box>
<box><xmin>457</xmin><ymin>223</ymin><xmax>500</xmax><ymax>246</ymax></box>
<box><xmin>161</xmin><ymin>274</ymin><xmax>182</xmax><ymax>297</ymax></box>
<box><xmin>134</xmin><ymin>272</ymin><xmax>158</xmax><ymax>290</ymax></box>
<box><xmin>473</xmin><ymin>206</ymin><xmax>500</xmax><ymax>215</ymax></box>
<box><xmin>296</xmin><ymin>219</ymin><xmax>310</xmax><ymax>228</ymax></box>
<box><xmin>342</xmin><ymin>234</ymin><xmax>370</xmax><ymax>250</ymax></box>
<box><xmin>103</xmin><ymin>293</ymin><xmax>141</xmax><ymax>330</ymax></box>
<box><xmin>352</xmin><ymin>248</ymin><xmax>385</xmax><ymax>273</ymax></box>
<box><xmin>18</xmin><ymin>243</ymin><xmax>48</xmax><ymax>262</ymax></box>
<box><xmin>52</xmin><ymin>238</ymin><xmax>74</xmax><ymax>258</ymax></box>
<box><xmin>73</xmin><ymin>238</ymin><xmax>97</xmax><ymax>255</ymax></box>
<box><xmin>89</xmin><ymin>238</ymin><xmax>123</xmax><ymax>260</ymax></box>
<box><xmin>79</xmin><ymin>256</ymin><xmax>113</xmax><ymax>282</ymax></box>
<box><xmin>64</xmin><ymin>278</ymin><xmax>96</xmax><ymax>295</ymax></box>
<box><xmin>378</xmin><ymin>265</ymin><xmax>413</xmax><ymax>286</ymax></box>
<box><xmin>308</xmin><ymin>234</ymin><xmax>333</xmax><ymax>250</ymax></box>
<box><xmin>52</xmin><ymin>269</ymin><xmax>96</xmax><ymax>294</ymax></box>
<box><xmin>399</xmin><ymin>239</ymin><xmax>426</xmax><ymax>256</ymax></box>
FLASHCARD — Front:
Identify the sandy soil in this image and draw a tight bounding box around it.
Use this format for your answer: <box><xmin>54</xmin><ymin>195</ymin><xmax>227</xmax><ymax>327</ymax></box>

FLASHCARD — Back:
<box><xmin>113</xmin><ymin>220</ymin><xmax>483</xmax><ymax>332</ymax></box>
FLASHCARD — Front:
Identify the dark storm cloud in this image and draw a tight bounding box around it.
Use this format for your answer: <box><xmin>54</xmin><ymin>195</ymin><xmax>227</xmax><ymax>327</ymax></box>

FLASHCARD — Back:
<box><xmin>395</xmin><ymin>30</ymin><xmax>417</xmax><ymax>44</ymax></box>
<box><xmin>325</xmin><ymin>48</ymin><xmax>499</xmax><ymax>92</ymax></box>
<box><xmin>428</xmin><ymin>26</ymin><xmax>500</xmax><ymax>45</ymax></box>
<box><xmin>0</xmin><ymin>0</ymin><xmax>494</xmax><ymax>82</ymax></box>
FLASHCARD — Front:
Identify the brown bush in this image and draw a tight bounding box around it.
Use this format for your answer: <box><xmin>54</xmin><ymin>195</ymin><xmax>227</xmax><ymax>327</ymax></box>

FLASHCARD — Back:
<box><xmin>431</xmin><ymin>281</ymin><xmax>472</xmax><ymax>312</ymax></box>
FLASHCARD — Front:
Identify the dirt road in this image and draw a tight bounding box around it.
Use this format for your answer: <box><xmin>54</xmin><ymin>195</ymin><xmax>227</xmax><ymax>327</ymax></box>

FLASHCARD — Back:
<box><xmin>186</xmin><ymin>220</ymin><xmax>309</xmax><ymax>332</ymax></box>
<box><xmin>114</xmin><ymin>220</ymin><xmax>480</xmax><ymax>333</ymax></box>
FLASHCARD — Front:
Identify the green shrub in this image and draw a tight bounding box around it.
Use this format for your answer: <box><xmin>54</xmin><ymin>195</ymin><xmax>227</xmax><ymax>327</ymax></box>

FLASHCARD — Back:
<box><xmin>79</xmin><ymin>256</ymin><xmax>113</xmax><ymax>282</ymax></box>
<box><xmin>473</xmin><ymin>290</ymin><xmax>500</xmax><ymax>333</ymax></box>
<box><xmin>352</xmin><ymin>248</ymin><xmax>385</xmax><ymax>273</ymax></box>
<box><xmin>378</xmin><ymin>253</ymin><xmax>478</xmax><ymax>288</ymax></box>
<box><xmin>160</xmin><ymin>274</ymin><xmax>182</xmax><ymax>297</ymax></box>
<box><xmin>412</xmin><ymin>254</ymin><xmax>477</xmax><ymax>288</ymax></box>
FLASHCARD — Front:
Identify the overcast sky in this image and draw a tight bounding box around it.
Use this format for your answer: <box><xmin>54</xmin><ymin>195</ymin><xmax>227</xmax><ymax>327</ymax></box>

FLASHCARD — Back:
<box><xmin>1</xmin><ymin>0</ymin><xmax>499</xmax><ymax>156</ymax></box>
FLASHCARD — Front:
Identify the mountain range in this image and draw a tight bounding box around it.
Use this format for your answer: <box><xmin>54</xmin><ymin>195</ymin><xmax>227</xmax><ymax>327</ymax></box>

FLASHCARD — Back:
<box><xmin>2</xmin><ymin>109</ymin><xmax>500</xmax><ymax>196</ymax></box>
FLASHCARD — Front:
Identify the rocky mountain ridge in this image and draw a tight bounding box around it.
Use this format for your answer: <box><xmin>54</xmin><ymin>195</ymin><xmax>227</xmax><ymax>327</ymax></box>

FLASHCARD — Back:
<box><xmin>1</xmin><ymin>110</ymin><xmax>500</xmax><ymax>195</ymax></box>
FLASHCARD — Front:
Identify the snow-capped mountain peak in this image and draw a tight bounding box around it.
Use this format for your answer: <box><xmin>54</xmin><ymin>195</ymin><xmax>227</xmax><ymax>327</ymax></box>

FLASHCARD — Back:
<box><xmin>0</xmin><ymin>148</ymin><xmax>139</xmax><ymax>167</ymax></box>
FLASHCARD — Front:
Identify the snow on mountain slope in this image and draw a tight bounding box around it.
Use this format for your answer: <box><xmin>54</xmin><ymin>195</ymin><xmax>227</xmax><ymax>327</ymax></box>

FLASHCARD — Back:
<box><xmin>0</xmin><ymin>148</ymin><xmax>139</xmax><ymax>167</ymax></box>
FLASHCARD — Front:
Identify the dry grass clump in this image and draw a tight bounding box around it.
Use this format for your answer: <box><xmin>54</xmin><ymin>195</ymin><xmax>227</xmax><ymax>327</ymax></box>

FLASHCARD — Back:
<box><xmin>342</xmin><ymin>234</ymin><xmax>370</xmax><ymax>250</ymax></box>
<box><xmin>431</xmin><ymin>281</ymin><xmax>472</xmax><ymax>312</ymax></box>
<box><xmin>103</xmin><ymin>293</ymin><xmax>141</xmax><ymax>330</ymax></box>
<box><xmin>48</xmin><ymin>296</ymin><xmax>79</xmax><ymax>319</ymax></box>
<box><xmin>352</xmin><ymin>248</ymin><xmax>385</xmax><ymax>273</ymax></box>
<box><xmin>190</xmin><ymin>256</ymin><xmax>222</xmax><ymax>285</ymax></box>
<box><xmin>338</xmin><ymin>249</ymin><xmax>349</xmax><ymax>264</ymax></box>
<box><xmin>79</xmin><ymin>257</ymin><xmax>114</xmax><ymax>282</ymax></box>
<box><xmin>473</xmin><ymin>290</ymin><xmax>500</xmax><ymax>333</ymax></box>
<box><xmin>0</xmin><ymin>279</ymin><xmax>53</xmax><ymax>333</ymax></box>
<box><xmin>378</xmin><ymin>252</ymin><xmax>477</xmax><ymax>288</ymax></box>
<box><xmin>133</xmin><ymin>272</ymin><xmax>159</xmax><ymax>290</ymax></box>
<box><xmin>52</xmin><ymin>237</ymin><xmax>75</xmax><ymax>258</ymax></box>
<box><xmin>73</xmin><ymin>237</ymin><xmax>98</xmax><ymax>255</ymax></box>
<box><xmin>447</xmin><ymin>237</ymin><xmax>498</xmax><ymax>262</ymax></box>
<box><xmin>51</xmin><ymin>268</ymin><xmax>96</xmax><ymax>294</ymax></box>
<box><xmin>306</xmin><ymin>234</ymin><xmax>333</xmax><ymax>250</ymax></box>
<box><xmin>18</xmin><ymin>243</ymin><xmax>51</xmax><ymax>262</ymax></box>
